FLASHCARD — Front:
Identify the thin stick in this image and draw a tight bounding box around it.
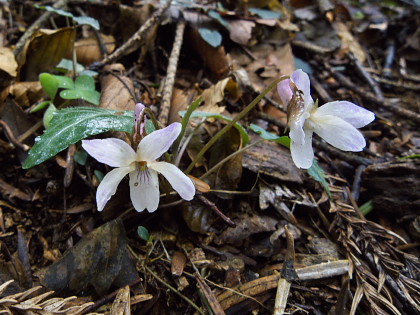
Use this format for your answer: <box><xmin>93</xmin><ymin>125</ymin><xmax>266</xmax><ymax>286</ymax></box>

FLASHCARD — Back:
<box><xmin>92</xmin><ymin>1</ymin><xmax>172</xmax><ymax>68</ymax></box>
<box><xmin>347</xmin><ymin>52</ymin><xmax>384</xmax><ymax>100</ymax></box>
<box><xmin>0</xmin><ymin>119</ymin><xmax>30</xmax><ymax>151</ymax></box>
<box><xmin>158</xmin><ymin>19</ymin><xmax>186</xmax><ymax>126</ymax></box>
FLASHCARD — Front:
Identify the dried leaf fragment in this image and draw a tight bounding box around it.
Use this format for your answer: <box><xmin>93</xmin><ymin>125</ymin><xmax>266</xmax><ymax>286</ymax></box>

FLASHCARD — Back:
<box><xmin>37</xmin><ymin>219</ymin><xmax>135</xmax><ymax>296</ymax></box>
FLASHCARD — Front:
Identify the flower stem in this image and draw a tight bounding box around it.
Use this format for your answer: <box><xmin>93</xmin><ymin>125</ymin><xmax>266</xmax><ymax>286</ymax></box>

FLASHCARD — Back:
<box><xmin>184</xmin><ymin>77</ymin><xmax>287</xmax><ymax>174</ymax></box>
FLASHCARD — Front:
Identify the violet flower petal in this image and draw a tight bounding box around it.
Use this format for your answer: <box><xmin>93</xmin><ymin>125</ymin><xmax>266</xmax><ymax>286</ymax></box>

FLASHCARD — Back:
<box><xmin>277</xmin><ymin>78</ymin><xmax>293</xmax><ymax>106</ymax></box>
<box><xmin>96</xmin><ymin>166</ymin><xmax>133</xmax><ymax>211</ymax></box>
<box><xmin>149</xmin><ymin>161</ymin><xmax>195</xmax><ymax>201</ymax></box>
<box><xmin>314</xmin><ymin>101</ymin><xmax>375</xmax><ymax>128</ymax></box>
<box><xmin>137</xmin><ymin>122</ymin><xmax>181</xmax><ymax>162</ymax></box>
<box><xmin>290</xmin><ymin>128</ymin><xmax>314</xmax><ymax>169</ymax></box>
<box><xmin>129</xmin><ymin>168</ymin><xmax>160</xmax><ymax>212</ymax></box>
<box><xmin>82</xmin><ymin>138</ymin><xmax>136</xmax><ymax>167</ymax></box>
<box><xmin>311</xmin><ymin>115</ymin><xmax>366</xmax><ymax>151</ymax></box>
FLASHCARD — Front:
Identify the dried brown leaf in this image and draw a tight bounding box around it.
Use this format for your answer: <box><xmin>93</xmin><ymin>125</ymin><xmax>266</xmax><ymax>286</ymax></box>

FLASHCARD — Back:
<box><xmin>37</xmin><ymin>219</ymin><xmax>137</xmax><ymax>296</ymax></box>
<box><xmin>71</xmin><ymin>34</ymin><xmax>116</xmax><ymax>65</ymax></box>
<box><xmin>100</xmin><ymin>64</ymin><xmax>136</xmax><ymax>112</ymax></box>
<box><xmin>7</xmin><ymin>81</ymin><xmax>43</xmax><ymax>108</ymax></box>
<box><xmin>228</xmin><ymin>20</ymin><xmax>255</xmax><ymax>45</ymax></box>
<box><xmin>111</xmin><ymin>285</ymin><xmax>130</xmax><ymax>315</ymax></box>
<box><xmin>0</xmin><ymin>47</ymin><xmax>17</xmax><ymax>88</ymax></box>
<box><xmin>17</xmin><ymin>28</ymin><xmax>76</xmax><ymax>81</ymax></box>
<box><xmin>188</xmin><ymin>27</ymin><xmax>229</xmax><ymax>79</ymax></box>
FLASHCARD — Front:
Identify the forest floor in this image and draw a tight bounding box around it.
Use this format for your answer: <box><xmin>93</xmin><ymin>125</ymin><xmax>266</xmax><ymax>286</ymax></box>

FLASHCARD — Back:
<box><xmin>0</xmin><ymin>0</ymin><xmax>419</xmax><ymax>314</ymax></box>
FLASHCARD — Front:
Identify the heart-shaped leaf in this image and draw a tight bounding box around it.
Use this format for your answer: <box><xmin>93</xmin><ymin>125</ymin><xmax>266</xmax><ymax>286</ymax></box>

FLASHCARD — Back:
<box><xmin>39</xmin><ymin>73</ymin><xmax>74</xmax><ymax>100</ymax></box>
<box><xmin>198</xmin><ymin>27</ymin><xmax>222</xmax><ymax>48</ymax></box>
<box><xmin>60</xmin><ymin>75</ymin><xmax>100</xmax><ymax>105</ymax></box>
<box><xmin>23</xmin><ymin>107</ymin><xmax>134</xmax><ymax>169</ymax></box>
<box><xmin>60</xmin><ymin>89</ymin><xmax>101</xmax><ymax>105</ymax></box>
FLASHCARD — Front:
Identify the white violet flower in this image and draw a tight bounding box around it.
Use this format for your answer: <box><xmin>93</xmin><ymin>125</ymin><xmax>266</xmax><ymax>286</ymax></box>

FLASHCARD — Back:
<box><xmin>82</xmin><ymin>122</ymin><xmax>195</xmax><ymax>212</ymax></box>
<box><xmin>277</xmin><ymin>69</ymin><xmax>375</xmax><ymax>169</ymax></box>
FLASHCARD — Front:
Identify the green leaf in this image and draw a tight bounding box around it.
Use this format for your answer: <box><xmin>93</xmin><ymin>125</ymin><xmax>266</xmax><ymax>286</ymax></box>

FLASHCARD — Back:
<box><xmin>249</xmin><ymin>123</ymin><xmax>290</xmax><ymax>148</ymax></box>
<box><xmin>59</xmin><ymin>75</ymin><xmax>101</xmax><ymax>105</ymax></box>
<box><xmin>74</xmin><ymin>149</ymin><xmax>88</xmax><ymax>166</ymax></box>
<box><xmin>75</xmin><ymin>75</ymin><xmax>95</xmax><ymax>91</ymax></box>
<box><xmin>307</xmin><ymin>160</ymin><xmax>332</xmax><ymax>199</ymax></box>
<box><xmin>94</xmin><ymin>169</ymin><xmax>105</xmax><ymax>182</ymax></box>
<box><xmin>179</xmin><ymin>110</ymin><xmax>249</xmax><ymax>145</ymax></box>
<box><xmin>56</xmin><ymin>58</ymin><xmax>85</xmax><ymax>73</ymax></box>
<box><xmin>208</xmin><ymin>10</ymin><xmax>229</xmax><ymax>29</ymax></box>
<box><xmin>60</xmin><ymin>89</ymin><xmax>101</xmax><ymax>105</ymax></box>
<box><xmin>31</xmin><ymin>100</ymin><xmax>52</xmax><ymax>113</ymax></box>
<box><xmin>73</xmin><ymin>16</ymin><xmax>100</xmax><ymax>30</ymax></box>
<box><xmin>145</xmin><ymin>119</ymin><xmax>156</xmax><ymax>135</ymax></box>
<box><xmin>198</xmin><ymin>27</ymin><xmax>222</xmax><ymax>47</ymax></box>
<box><xmin>359</xmin><ymin>200</ymin><xmax>374</xmax><ymax>216</ymax></box>
<box><xmin>137</xmin><ymin>226</ymin><xmax>150</xmax><ymax>242</ymax></box>
<box><xmin>398</xmin><ymin>154</ymin><xmax>420</xmax><ymax>160</ymax></box>
<box><xmin>39</xmin><ymin>73</ymin><xmax>58</xmax><ymax>99</ymax></box>
<box><xmin>23</xmin><ymin>107</ymin><xmax>134</xmax><ymax>169</ymax></box>
<box><xmin>43</xmin><ymin>103</ymin><xmax>57</xmax><ymax>129</ymax></box>
<box><xmin>35</xmin><ymin>5</ymin><xmax>100</xmax><ymax>30</ymax></box>
<box><xmin>173</xmin><ymin>97</ymin><xmax>202</xmax><ymax>152</ymax></box>
<box><xmin>249</xmin><ymin>8</ymin><xmax>281</xmax><ymax>19</ymax></box>
<box><xmin>39</xmin><ymin>73</ymin><xmax>74</xmax><ymax>99</ymax></box>
<box><xmin>55</xmin><ymin>75</ymin><xmax>74</xmax><ymax>90</ymax></box>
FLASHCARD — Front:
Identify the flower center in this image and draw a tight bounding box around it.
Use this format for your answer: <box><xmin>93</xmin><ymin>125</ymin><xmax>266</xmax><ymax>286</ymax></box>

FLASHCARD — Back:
<box><xmin>134</xmin><ymin>161</ymin><xmax>151</xmax><ymax>186</ymax></box>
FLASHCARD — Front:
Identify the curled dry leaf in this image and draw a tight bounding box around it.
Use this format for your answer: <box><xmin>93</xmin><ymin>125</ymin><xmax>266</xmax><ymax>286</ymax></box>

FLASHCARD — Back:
<box><xmin>0</xmin><ymin>47</ymin><xmax>18</xmax><ymax>88</ymax></box>
<box><xmin>332</xmin><ymin>21</ymin><xmax>366</xmax><ymax>62</ymax></box>
<box><xmin>183</xmin><ymin>201</ymin><xmax>217</xmax><ymax>234</ymax></box>
<box><xmin>100</xmin><ymin>64</ymin><xmax>136</xmax><ymax>112</ymax></box>
<box><xmin>208</xmin><ymin>127</ymin><xmax>243</xmax><ymax>195</ymax></box>
<box><xmin>6</xmin><ymin>81</ymin><xmax>43</xmax><ymax>108</ymax></box>
<box><xmin>228</xmin><ymin>19</ymin><xmax>255</xmax><ymax>45</ymax></box>
<box><xmin>215</xmin><ymin>211</ymin><xmax>278</xmax><ymax>247</ymax></box>
<box><xmin>200</xmin><ymin>78</ymin><xmax>230</xmax><ymax>114</ymax></box>
<box><xmin>188</xmin><ymin>27</ymin><xmax>229</xmax><ymax>79</ymax></box>
<box><xmin>111</xmin><ymin>285</ymin><xmax>130</xmax><ymax>315</ymax></box>
<box><xmin>70</xmin><ymin>34</ymin><xmax>116</xmax><ymax>65</ymax></box>
<box><xmin>17</xmin><ymin>28</ymin><xmax>76</xmax><ymax>81</ymax></box>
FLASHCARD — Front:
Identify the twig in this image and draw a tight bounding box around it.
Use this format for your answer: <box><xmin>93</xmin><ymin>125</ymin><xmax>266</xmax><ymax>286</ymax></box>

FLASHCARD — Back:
<box><xmin>351</xmin><ymin>165</ymin><xmax>366</xmax><ymax>202</ymax></box>
<box><xmin>196</xmin><ymin>194</ymin><xmax>235</xmax><ymax>227</ymax></box>
<box><xmin>274</xmin><ymin>226</ymin><xmax>296</xmax><ymax>315</ymax></box>
<box><xmin>64</xmin><ymin>144</ymin><xmax>76</xmax><ymax>188</ymax></box>
<box><xmin>310</xmin><ymin>75</ymin><xmax>333</xmax><ymax>103</ymax></box>
<box><xmin>0</xmin><ymin>119</ymin><xmax>30</xmax><ymax>151</ymax></box>
<box><xmin>14</xmin><ymin>0</ymin><xmax>70</xmax><ymax>57</ymax></box>
<box><xmin>382</xmin><ymin>40</ymin><xmax>395</xmax><ymax>78</ymax></box>
<box><xmin>292</xmin><ymin>39</ymin><xmax>335</xmax><ymax>54</ymax></box>
<box><xmin>347</xmin><ymin>52</ymin><xmax>384</xmax><ymax>100</ymax></box>
<box><xmin>91</xmin><ymin>0</ymin><xmax>172</xmax><ymax>68</ymax></box>
<box><xmin>158</xmin><ymin>19</ymin><xmax>186</xmax><ymax>126</ymax></box>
